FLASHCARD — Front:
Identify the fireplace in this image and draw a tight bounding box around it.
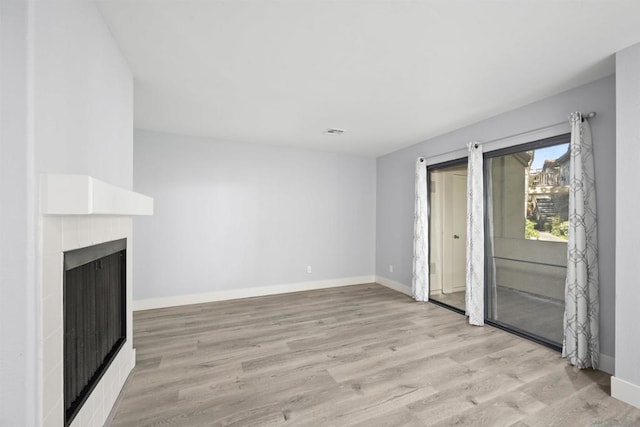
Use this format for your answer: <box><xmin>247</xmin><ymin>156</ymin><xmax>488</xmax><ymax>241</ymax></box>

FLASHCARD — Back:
<box><xmin>39</xmin><ymin>174</ymin><xmax>152</xmax><ymax>427</ymax></box>
<box><xmin>63</xmin><ymin>238</ymin><xmax>127</xmax><ymax>426</ymax></box>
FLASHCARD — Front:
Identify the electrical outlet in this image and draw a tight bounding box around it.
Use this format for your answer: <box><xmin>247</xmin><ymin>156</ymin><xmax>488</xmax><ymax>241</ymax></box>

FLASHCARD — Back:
<box><xmin>306</xmin><ymin>265</ymin><xmax>312</xmax><ymax>274</ymax></box>
<box><xmin>389</xmin><ymin>265</ymin><xmax>394</xmax><ymax>273</ymax></box>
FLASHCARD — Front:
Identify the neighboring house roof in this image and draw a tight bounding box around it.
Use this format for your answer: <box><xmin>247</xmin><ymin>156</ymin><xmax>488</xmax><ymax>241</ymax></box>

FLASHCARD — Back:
<box><xmin>541</xmin><ymin>148</ymin><xmax>570</xmax><ymax>171</ymax></box>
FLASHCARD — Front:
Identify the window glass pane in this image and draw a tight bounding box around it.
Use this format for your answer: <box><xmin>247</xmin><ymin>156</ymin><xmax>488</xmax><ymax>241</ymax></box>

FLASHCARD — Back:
<box><xmin>527</xmin><ymin>143</ymin><xmax>570</xmax><ymax>242</ymax></box>
<box><xmin>486</xmin><ymin>137</ymin><xmax>569</xmax><ymax>346</ymax></box>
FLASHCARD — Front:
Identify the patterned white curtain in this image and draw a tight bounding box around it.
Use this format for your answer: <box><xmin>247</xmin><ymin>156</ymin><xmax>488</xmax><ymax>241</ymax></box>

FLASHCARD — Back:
<box><xmin>563</xmin><ymin>113</ymin><xmax>599</xmax><ymax>369</ymax></box>
<box><xmin>412</xmin><ymin>157</ymin><xmax>429</xmax><ymax>302</ymax></box>
<box><xmin>466</xmin><ymin>143</ymin><xmax>484</xmax><ymax>326</ymax></box>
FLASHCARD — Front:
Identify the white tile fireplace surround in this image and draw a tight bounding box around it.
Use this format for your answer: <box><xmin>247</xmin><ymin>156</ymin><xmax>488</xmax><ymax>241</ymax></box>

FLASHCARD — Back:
<box><xmin>40</xmin><ymin>175</ymin><xmax>152</xmax><ymax>427</ymax></box>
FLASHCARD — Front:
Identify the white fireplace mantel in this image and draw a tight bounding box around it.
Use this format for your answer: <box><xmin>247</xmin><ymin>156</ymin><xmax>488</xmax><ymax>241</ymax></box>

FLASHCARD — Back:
<box><xmin>40</xmin><ymin>174</ymin><xmax>153</xmax><ymax>216</ymax></box>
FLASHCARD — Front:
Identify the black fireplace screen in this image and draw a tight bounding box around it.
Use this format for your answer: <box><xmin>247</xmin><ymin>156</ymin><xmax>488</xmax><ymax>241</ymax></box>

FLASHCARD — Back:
<box><xmin>63</xmin><ymin>238</ymin><xmax>126</xmax><ymax>426</ymax></box>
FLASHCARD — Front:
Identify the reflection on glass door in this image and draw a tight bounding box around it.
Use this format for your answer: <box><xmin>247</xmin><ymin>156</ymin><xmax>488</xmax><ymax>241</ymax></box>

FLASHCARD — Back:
<box><xmin>429</xmin><ymin>161</ymin><xmax>467</xmax><ymax>312</ymax></box>
<box><xmin>485</xmin><ymin>134</ymin><xmax>570</xmax><ymax>348</ymax></box>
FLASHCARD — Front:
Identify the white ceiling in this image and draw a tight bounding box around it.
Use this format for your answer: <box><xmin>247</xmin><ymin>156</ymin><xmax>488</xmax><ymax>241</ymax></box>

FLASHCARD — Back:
<box><xmin>96</xmin><ymin>0</ymin><xmax>640</xmax><ymax>157</ymax></box>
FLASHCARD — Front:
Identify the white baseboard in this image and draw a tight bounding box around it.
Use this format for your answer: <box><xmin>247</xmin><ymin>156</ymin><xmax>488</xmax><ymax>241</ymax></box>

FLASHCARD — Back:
<box><xmin>375</xmin><ymin>275</ymin><xmax>412</xmax><ymax>296</ymax></box>
<box><xmin>133</xmin><ymin>275</ymin><xmax>376</xmax><ymax>311</ymax></box>
<box><xmin>612</xmin><ymin>376</ymin><xmax>640</xmax><ymax>409</ymax></box>
<box><xmin>598</xmin><ymin>353</ymin><xmax>615</xmax><ymax>375</ymax></box>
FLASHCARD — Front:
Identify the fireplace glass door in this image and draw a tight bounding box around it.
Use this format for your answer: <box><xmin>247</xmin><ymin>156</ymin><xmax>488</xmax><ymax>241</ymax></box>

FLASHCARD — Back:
<box><xmin>64</xmin><ymin>239</ymin><xmax>126</xmax><ymax>426</ymax></box>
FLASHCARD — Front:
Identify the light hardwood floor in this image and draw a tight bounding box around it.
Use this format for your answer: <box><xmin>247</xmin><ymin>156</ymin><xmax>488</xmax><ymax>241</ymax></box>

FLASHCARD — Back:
<box><xmin>432</xmin><ymin>287</ymin><xmax>564</xmax><ymax>344</ymax></box>
<box><xmin>110</xmin><ymin>284</ymin><xmax>640</xmax><ymax>426</ymax></box>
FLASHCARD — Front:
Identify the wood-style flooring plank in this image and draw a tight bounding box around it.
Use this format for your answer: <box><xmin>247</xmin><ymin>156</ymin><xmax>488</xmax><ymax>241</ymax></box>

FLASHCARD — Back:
<box><xmin>109</xmin><ymin>283</ymin><xmax>640</xmax><ymax>427</ymax></box>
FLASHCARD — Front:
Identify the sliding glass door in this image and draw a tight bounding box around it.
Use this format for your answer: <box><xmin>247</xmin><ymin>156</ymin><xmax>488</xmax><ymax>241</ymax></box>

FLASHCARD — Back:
<box><xmin>484</xmin><ymin>134</ymin><xmax>570</xmax><ymax>348</ymax></box>
<box><xmin>428</xmin><ymin>160</ymin><xmax>467</xmax><ymax>312</ymax></box>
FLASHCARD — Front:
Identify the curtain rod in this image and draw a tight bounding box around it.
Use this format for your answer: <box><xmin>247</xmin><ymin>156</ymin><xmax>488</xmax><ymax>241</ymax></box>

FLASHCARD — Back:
<box><xmin>423</xmin><ymin>111</ymin><xmax>596</xmax><ymax>163</ymax></box>
<box><xmin>477</xmin><ymin>111</ymin><xmax>596</xmax><ymax>147</ymax></box>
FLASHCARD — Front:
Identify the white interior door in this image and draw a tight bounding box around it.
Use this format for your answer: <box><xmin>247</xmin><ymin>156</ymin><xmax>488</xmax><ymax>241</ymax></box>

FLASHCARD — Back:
<box><xmin>443</xmin><ymin>171</ymin><xmax>467</xmax><ymax>294</ymax></box>
<box><xmin>432</xmin><ymin>162</ymin><xmax>468</xmax><ymax>310</ymax></box>
<box><xmin>450</xmin><ymin>173</ymin><xmax>467</xmax><ymax>292</ymax></box>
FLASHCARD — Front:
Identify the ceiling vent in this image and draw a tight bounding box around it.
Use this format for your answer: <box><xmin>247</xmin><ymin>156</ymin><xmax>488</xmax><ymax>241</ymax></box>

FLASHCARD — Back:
<box><xmin>325</xmin><ymin>128</ymin><xmax>345</xmax><ymax>135</ymax></box>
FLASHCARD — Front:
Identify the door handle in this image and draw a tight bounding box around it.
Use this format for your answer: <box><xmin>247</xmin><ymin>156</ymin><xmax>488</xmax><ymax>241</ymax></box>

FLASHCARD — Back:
<box><xmin>453</xmin><ymin>235</ymin><xmax>460</xmax><ymax>239</ymax></box>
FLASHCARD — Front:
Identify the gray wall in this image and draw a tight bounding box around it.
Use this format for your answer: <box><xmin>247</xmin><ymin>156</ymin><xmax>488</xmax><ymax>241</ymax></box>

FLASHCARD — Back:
<box><xmin>0</xmin><ymin>1</ymin><xmax>36</xmax><ymax>425</ymax></box>
<box><xmin>33</xmin><ymin>0</ymin><xmax>133</xmax><ymax>189</ymax></box>
<box><xmin>616</xmin><ymin>43</ymin><xmax>640</xmax><ymax>387</ymax></box>
<box><xmin>376</xmin><ymin>75</ymin><xmax>616</xmax><ymax>358</ymax></box>
<box><xmin>133</xmin><ymin>130</ymin><xmax>376</xmax><ymax>301</ymax></box>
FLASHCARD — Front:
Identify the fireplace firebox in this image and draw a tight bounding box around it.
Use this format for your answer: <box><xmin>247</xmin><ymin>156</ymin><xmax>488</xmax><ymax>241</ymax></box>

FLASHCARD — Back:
<box><xmin>63</xmin><ymin>238</ymin><xmax>127</xmax><ymax>426</ymax></box>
